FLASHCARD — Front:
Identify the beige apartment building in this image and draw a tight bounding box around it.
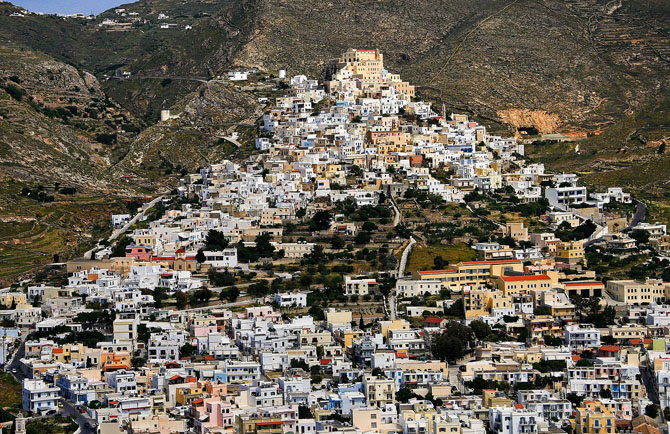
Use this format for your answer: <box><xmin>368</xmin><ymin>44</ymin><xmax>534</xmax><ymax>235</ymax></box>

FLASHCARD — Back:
<box><xmin>606</xmin><ymin>279</ymin><xmax>668</xmax><ymax>304</ymax></box>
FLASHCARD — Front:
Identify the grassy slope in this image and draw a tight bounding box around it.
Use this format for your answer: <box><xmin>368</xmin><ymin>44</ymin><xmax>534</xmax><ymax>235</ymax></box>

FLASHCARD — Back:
<box><xmin>406</xmin><ymin>243</ymin><xmax>477</xmax><ymax>273</ymax></box>
<box><xmin>0</xmin><ymin>181</ymin><xmax>129</xmax><ymax>284</ymax></box>
<box><xmin>526</xmin><ymin>95</ymin><xmax>670</xmax><ymax>222</ymax></box>
<box><xmin>0</xmin><ymin>372</ymin><xmax>21</xmax><ymax>408</ymax></box>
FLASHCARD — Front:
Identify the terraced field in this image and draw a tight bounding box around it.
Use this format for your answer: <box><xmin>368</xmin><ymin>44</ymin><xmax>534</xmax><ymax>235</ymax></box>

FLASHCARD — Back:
<box><xmin>0</xmin><ymin>181</ymin><xmax>130</xmax><ymax>283</ymax></box>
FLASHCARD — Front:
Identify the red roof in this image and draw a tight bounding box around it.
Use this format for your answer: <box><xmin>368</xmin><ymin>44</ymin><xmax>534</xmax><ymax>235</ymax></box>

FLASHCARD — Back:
<box><xmin>205</xmin><ymin>355</ymin><xmax>215</xmax><ymax>361</ymax></box>
<box><xmin>52</xmin><ymin>348</ymin><xmax>64</xmax><ymax>354</ymax></box>
<box><xmin>514</xmin><ymin>404</ymin><xmax>524</xmax><ymax>409</ymax></box>
<box><xmin>418</xmin><ymin>269</ymin><xmax>457</xmax><ymax>274</ymax></box>
<box><xmin>564</xmin><ymin>281</ymin><xmax>603</xmax><ymax>287</ymax></box>
<box><xmin>572</xmin><ymin>355</ymin><xmax>581</xmax><ymax>361</ymax></box>
<box><xmin>599</xmin><ymin>345</ymin><xmax>620</xmax><ymax>352</ymax></box>
<box><xmin>424</xmin><ymin>317</ymin><xmax>445</xmax><ymax>324</ymax></box>
<box><xmin>461</xmin><ymin>260</ymin><xmax>521</xmax><ymax>265</ymax></box>
<box><xmin>320</xmin><ymin>359</ymin><xmax>332</xmax><ymax>365</ymax></box>
<box><xmin>500</xmin><ymin>274</ymin><xmax>550</xmax><ymax>282</ymax></box>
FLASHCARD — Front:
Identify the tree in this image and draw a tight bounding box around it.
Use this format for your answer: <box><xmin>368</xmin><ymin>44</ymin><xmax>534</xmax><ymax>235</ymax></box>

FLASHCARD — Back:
<box><xmin>361</xmin><ymin>221</ymin><xmax>377</xmax><ymax>232</ymax></box>
<box><xmin>646</xmin><ymin>404</ymin><xmax>659</xmax><ymax>419</ymax></box>
<box><xmin>152</xmin><ymin>287</ymin><xmax>166</xmax><ymax>308</ymax></box>
<box><xmin>631</xmin><ymin>229</ymin><xmax>650</xmax><ymax>245</ymax></box>
<box><xmin>196</xmin><ymin>249</ymin><xmax>206</xmax><ymax>263</ymax></box>
<box><xmin>180</xmin><ymin>343</ymin><xmax>196</xmax><ymax>358</ymax></box>
<box><xmin>291</xmin><ymin>359</ymin><xmax>309</xmax><ymax>371</ymax></box>
<box><xmin>331</xmin><ymin>235</ymin><xmax>345</xmax><ymax>249</ymax></box>
<box><xmin>433</xmin><ymin>255</ymin><xmax>446</xmax><ymax>269</ymax></box>
<box><xmin>131</xmin><ymin>357</ymin><xmax>146</xmax><ymax>369</ymax></box>
<box><xmin>355</xmin><ymin>231</ymin><xmax>371</xmax><ymax>244</ymax></box>
<box><xmin>255</xmin><ymin>232</ymin><xmax>275</xmax><ymax>258</ymax></box>
<box><xmin>204</xmin><ymin>230</ymin><xmax>229</xmax><ymax>251</ymax></box>
<box><xmin>111</xmin><ymin>236</ymin><xmax>133</xmax><ymax>258</ymax></box>
<box><xmin>209</xmin><ymin>270</ymin><xmax>235</xmax><ymax>287</ymax></box>
<box><xmin>470</xmin><ymin>320</ymin><xmax>492</xmax><ymax>340</ymax></box>
<box><xmin>599</xmin><ymin>388</ymin><xmax>612</xmax><ymax>399</ymax></box>
<box><xmin>566</xmin><ymin>392</ymin><xmax>584</xmax><ymax>408</ymax></box>
<box><xmin>308</xmin><ymin>305</ymin><xmax>325</xmax><ymax>321</ymax></box>
<box><xmin>175</xmin><ymin>291</ymin><xmax>188</xmax><ymax>309</ymax></box>
<box><xmin>310</xmin><ymin>211</ymin><xmax>333</xmax><ymax>231</ymax></box>
<box><xmin>432</xmin><ymin>322</ymin><xmax>474</xmax><ymax>362</ymax></box>
<box><xmin>298</xmin><ymin>405</ymin><xmax>313</xmax><ymax>419</ymax></box>
<box><xmin>220</xmin><ymin>287</ymin><xmax>239</xmax><ymax>302</ymax></box>
<box><xmin>396</xmin><ymin>387</ymin><xmax>418</xmax><ymax>403</ymax></box>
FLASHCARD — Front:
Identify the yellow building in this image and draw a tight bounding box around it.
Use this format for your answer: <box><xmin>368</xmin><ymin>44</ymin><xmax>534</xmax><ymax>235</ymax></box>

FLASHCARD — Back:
<box><xmin>493</xmin><ymin>274</ymin><xmax>554</xmax><ymax>296</ymax></box>
<box><xmin>573</xmin><ymin>401</ymin><xmax>616</xmax><ymax>434</ymax></box>
<box><xmin>555</xmin><ymin>241</ymin><xmax>585</xmax><ymax>265</ymax></box>
<box><xmin>326</xmin><ymin>308</ymin><xmax>353</xmax><ymax>328</ymax></box>
<box><xmin>505</xmin><ymin>222</ymin><xmax>529</xmax><ymax>242</ymax></box>
<box><xmin>362</xmin><ymin>374</ymin><xmax>395</xmax><ymax>408</ymax></box>
<box><xmin>0</xmin><ymin>292</ymin><xmax>27</xmax><ymax>308</ymax></box>
<box><xmin>338</xmin><ymin>48</ymin><xmax>385</xmax><ymax>82</ymax></box>
<box><xmin>352</xmin><ymin>408</ymin><xmax>383</xmax><ymax>433</ymax></box>
<box><xmin>415</xmin><ymin>259</ymin><xmax>524</xmax><ymax>292</ymax></box>
<box><xmin>237</xmin><ymin>416</ymin><xmax>283</xmax><ymax>434</ymax></box>
<box><xmin>483</xmin><ymin>389</ymin><xmax>512</xmax><ymax>408</ymax></box>
<box><xmin>606</xmin><ymin>279</ymin><xmax>666</xmax><ymax>304</ymax></box>
<box><xmin>175</xmin><ymin>383</ymin><xmax>205</xmax><ymax>406</ymax></box>
<box><xmin>379</xmin><ymin>319</ymin><xmax>411</xmax><ymax>339</ymax></box>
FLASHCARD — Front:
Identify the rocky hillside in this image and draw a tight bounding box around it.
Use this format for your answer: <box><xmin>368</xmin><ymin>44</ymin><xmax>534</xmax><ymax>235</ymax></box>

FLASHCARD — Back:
<box><xmin>117</xmin><ymin>79</ymin><xmax>263</xmax><ymax>186</ymax></box>
<box><xmin>2</xmin><ymin>0</ymin><xmax>668</xmax><ymax>133</ymax></box>
<box><xmin>0</xmin><ymin>45</ymin><xmax>140</xmax><ymax>191</ymax></box>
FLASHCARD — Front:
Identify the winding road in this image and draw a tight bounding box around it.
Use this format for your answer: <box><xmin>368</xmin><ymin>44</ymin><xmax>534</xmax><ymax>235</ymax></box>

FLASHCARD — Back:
<box><xmin>83</xmin><ymin>196</ymin><xmax>164</xmax><ymax>259</ymax></box>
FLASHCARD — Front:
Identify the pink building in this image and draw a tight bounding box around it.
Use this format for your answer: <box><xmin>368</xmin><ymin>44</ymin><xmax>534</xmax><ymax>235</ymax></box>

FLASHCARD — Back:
<box><xmin>242</xmin><ymin>306</ymin><xmax>281</xmax><ymax>322</ymax></box>
<box><xmin>125</xmin><ymin>245</ymin><xmax>153</xmax><ymax>262</ymax></box>
<box><xmin>193</xmin><ymin>397</ymin><xmax>234</xmax><ymax>434</ymax></box>
<box><xmin>190</xmin><ymin>325</ymin><xmax>218</xmax><ymax>338</ymax></box>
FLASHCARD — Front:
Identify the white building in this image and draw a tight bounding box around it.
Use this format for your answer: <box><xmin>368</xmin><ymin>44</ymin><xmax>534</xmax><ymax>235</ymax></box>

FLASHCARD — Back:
<box><xmin>396</xmin><ymin>279</ymin><xmax>441</xmax><ymax>298</ymax></box>
<box><xmin>545</xmin><ymin>186</ymin><xmax>587</xmax><ymax>209</ymax></box>
<box><xmin>274</xmin><ymin>292</ymin><xmax>308</xmax><ymax>308</ymax></box>
<box><xmin>564</xmin><ymin>324</ymin><xmax>601</xmax><ymax>348</ymax></box>
<box><xmin>489</xmin><ymin>406</ymin><xmax>539</xmax><ymax>434</ymax></box>
<box><xmin>22</xmin><ymin>378</ymin><xmax>59</xmax><ymax>414</ymax></box>
<box><xmin>203</xmin><ymin>248</ymin><xmax>238</xmax><ymax>268</ymax></box>
<box><xmin>344</xmin><ymin>276</ymin><xmax>378</xmax><ymax>296</ymax></box>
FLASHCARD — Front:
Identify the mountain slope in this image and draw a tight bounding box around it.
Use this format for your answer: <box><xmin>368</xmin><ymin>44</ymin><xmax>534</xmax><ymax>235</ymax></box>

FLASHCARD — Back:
<box><xmin>2</xmin><ymin>0</ymin><xmax>668</xmax><ymax>133</ymax></box>
<box><xmin>0</xmin><ymin>45</ymin><xmax>140</xmax><ymax>191</ymax></box>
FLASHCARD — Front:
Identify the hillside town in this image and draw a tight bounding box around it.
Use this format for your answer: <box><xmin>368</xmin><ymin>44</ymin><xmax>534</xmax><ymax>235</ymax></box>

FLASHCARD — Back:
<box><xmin>3</xmin><ymin>48</ymin><xmax>670</xmax><ymax>434</ymax></box>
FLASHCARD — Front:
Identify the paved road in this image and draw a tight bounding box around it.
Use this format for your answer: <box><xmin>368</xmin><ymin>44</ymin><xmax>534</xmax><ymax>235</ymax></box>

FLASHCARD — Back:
<box><xmin>7</xmin><ymin>333</ymin><xmax>27</xmax><ymax>381</ymax></box>
<box><xmin>390</xmin><ymin>195</ymin><xmax>402</xmax><ymax>227</ymax></box>
<box><xmin>84</xmin><ymin>196</ymin><xmax>164</xmax><ymax>259</ymax></box>
<box><xmin>180</xmin><ymin>296</ymin><xmax>264</xmax><ymax>313</ymax></box>
<box><xmin>221</xmin><ymin>136</ymin><xmax>244</xmax><ymax>148</ymax></box>
<box><xmin>627</xmin><ymin>201</ymin><xmax>647</xmax><ymax>229</ymax></box>
<box><xmin>583</xmin><ymin>200</ymin><xmax>647</xmax><ymax>247</ymax></box>
<box><xmin>62</xmin><ymin>399</ymin><xmax>97</xmax><ymax>434</ymax></box>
